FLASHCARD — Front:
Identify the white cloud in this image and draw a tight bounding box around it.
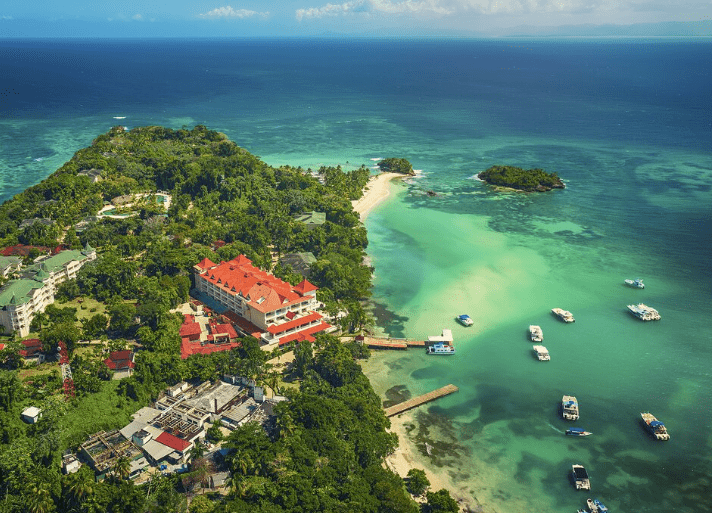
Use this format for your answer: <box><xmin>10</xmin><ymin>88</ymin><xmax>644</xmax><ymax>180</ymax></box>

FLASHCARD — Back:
<box><xmin>132</xmin><ymin>14</ymin><xmax>143</xmax><ymax>21</ymax></box>
<box><xmin>295</xmin><ymin>0</ymin><xmax>624</xmax><ymax>20</ymax></box>
<box><xmin>200</xmin><ymin>6</ymin><xmax>270</xmax><ymax>19</ymax></box>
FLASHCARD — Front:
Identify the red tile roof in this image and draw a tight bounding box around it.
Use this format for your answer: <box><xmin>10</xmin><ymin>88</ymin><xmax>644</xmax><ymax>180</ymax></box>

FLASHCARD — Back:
<box><xmin>210</xmin><ymin>323</ymin><xmax>238</xmax><ymax>339</ymax></box>
<box><xmin>278</xmin><ymin>321</ymin><xmax>332</xmax><ymax>346</ymax></box>
<box><xmin>156</xmin><ymin>431</ymin><xmax>191</xmax><ymax>452</ymax></box>
<box><xmin>195</xmin><ymin>255</ymin><xmax>318</xmax><ymax>313</ymax></box>
<box><xmin>293</xmin><ymin>279</ymin><xmax>318</xmax><ymax>294</ymax></box>
<box><xmin>267</xmin><ymin>312</ymin><xmax>323</xmax><ymax>335</ymax></box>
<box><xmin>221</xmin><ymin>311</ymin><xmax>263</xmax><ymax>339</ymax></box>
<box><xmin>180</xmin><ymin>339</ymin><xmax>241</xmax><ymax>359</ymax></box>
<box><xmin>179</xmin><ymin>321</ymin><xmax>202</xmax><ymax>338</ymax></box>
<box><xmin>196</xmin><ymin>257</ymin><xmax>216</xmax><ymax>270</ymax></box>
<box><xmin>104</xmin><ymin>350</ymin><xmax>135</xmax><ymax>370</ymax></box>
<box><xmin>19</xmin><ymin>339</ymin><xmax>42</xmax><ymax>357</ymax></box>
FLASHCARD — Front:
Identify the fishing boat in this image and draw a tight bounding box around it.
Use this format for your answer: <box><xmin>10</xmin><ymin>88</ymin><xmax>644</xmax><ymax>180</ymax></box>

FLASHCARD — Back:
<box><xmin>566</xmin><ymin>428</ymin><xmax>592</xmax><ymax>437</ymax></box>
<box><xmin>552</xmin><ymin>308</ymin><xmax>575</xmax><ymax>322</ymax></box>
<box><xmin>571</xmin><ymin>464</ymin><xmax>591</xmax><ymax>490</ymax></box>
<box><xmin>456</xmin><ymin>314</ymin><xmax>473</xmax><ymax>326</ymax></box>
<box><xmin>529</xmin><ymin>325</ymin><xmax>543</xmax><ymax>342</ymax></box>
<box><xmin>641</xmin><ymin>412</ymin><xmax>670</xmax><ymax>440</ymax></box>
<box><xmin>533</xmin><ymin>345</ymin><xmax>550</xmax><ymax>361</ymax></box>
<box><xmin>592</xmin><ymin>499</ymin><xmax>609</xmax><ymax>513</ymax></box>
<box><xmin>426</xmin><ymin>342</ymin><xmax>455</xmax><ymax>355</ymax></box>
<box><xmin>624</xmin><ymin>278</ymin><xmax>645</xmax><ymax>288</ymax></box>
<box><xmin>627</xmin><ymin>303</ymin><xmax>661</xmax><ymax>321</ymax></box>
<box><xmin>562</xmin><ymin>395</ymin><xmax>580</xmax><ymax>421</ymax></box>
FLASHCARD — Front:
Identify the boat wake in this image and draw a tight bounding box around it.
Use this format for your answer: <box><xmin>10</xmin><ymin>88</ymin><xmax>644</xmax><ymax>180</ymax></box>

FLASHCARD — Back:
<box><xmin>547</xmin><ymin>422</ymin><xmax>565</xmax><ymax>434</ymax></box>
<box><xmin>113</xmin><ymin>116</ymin><xmax>127</xmax><ymax>119</ymax></box>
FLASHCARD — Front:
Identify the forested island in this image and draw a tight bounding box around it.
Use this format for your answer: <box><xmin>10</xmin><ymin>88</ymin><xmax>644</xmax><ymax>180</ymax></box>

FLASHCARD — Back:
<box><xmin>477</xmin><ymin>165</ymin><xmax>565</xmax><ymax>192</ymax></box>
<box><xmin>377</xmin><ymin>158</ymin><xmax>415</xmax><ymax>176</ymax></box>
<box><xmin>0</xmin><ymin>126</ymin><xmax>458</xmax><ymax>513</ymax></box>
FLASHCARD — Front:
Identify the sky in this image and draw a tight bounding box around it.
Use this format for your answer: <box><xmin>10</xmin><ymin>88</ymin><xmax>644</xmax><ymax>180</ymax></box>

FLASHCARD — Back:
<box><xmin>1</xmin><ymin>0</ymin><xmax>712</xmax><ymax>37</ymax></box>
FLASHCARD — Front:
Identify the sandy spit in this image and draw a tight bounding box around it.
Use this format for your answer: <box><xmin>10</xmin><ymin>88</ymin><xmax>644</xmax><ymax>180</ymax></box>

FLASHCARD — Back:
<box><xmin>351</xmin><ymin>172</ymin><xmax>401</xmax><ymax>221</ymax></box>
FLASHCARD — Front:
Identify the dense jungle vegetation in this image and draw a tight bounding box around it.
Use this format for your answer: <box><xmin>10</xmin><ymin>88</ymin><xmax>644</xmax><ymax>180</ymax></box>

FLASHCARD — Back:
<box><xmin>0</xmin><ymin>126</ymin><xmax>458</xmax><ymax>512</ymax></box>
<box><xmin>477</xmin><ymin>165</ymin><xmax>565</xmax><ymax>192</ymax></box>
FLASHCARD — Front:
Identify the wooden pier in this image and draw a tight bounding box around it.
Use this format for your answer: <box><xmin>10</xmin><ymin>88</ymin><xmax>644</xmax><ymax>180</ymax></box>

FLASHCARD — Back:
<box><xmin>363</xmin><ymin>336</ymin><xmax>427</xmax><ymax>350</ymax></box>
<box><xmin>384</xmin><ymin>384</ymin><xmax>459</xmax><ymax>417</ymax></box>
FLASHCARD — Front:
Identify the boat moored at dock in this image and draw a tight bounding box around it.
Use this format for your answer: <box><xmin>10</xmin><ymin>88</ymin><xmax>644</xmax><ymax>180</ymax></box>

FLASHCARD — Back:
<box><xmin>426</xmin><ymin>342</ymin><xmax>455</xmax><ymax>355</ymax></box>
<box><xmin>562</xmin><ymin>395</ymin><xmax>580</xmax><ymax>421</ymax></box>
<box><xmin>533</xmin><ymin>345</ymin><xmax>550</xmax><ymax>361</ymax></box>
<box><xmin>592</xmin><ymin>499</ymin><xmax>609</xmax><ymax>513</ymax></box>
<box><xmin>627</xmin><ymin>303</ymin><xmax>661</xmax><ymax>321</ymax></box>
<box><xmin>625</xmin><ymin>278</ymin><xmax>645</xmax><ymax>288</ymax></box>
<box><xmin>641</xmin><ymin>412</ymin><xmax>670</xmax><ymax>440</ymax></box>
<box><xmin>456</xmin><ymin>314</ymin><xmax>473</xmax><ymax>326</ymax></box>
<box><xmin>529</xmin><ymin>325</ymin><xmax>543</xmax><ymax>342</ymax></box>
<box><xmin>552</xmin><ymin>308</ymin><xmax>575</xmax><ymax>322</ymax></box>
<box><xmin>572</xmin><ymin>464</ymin><xmax>591</xmax><ymax>490</ymax></box>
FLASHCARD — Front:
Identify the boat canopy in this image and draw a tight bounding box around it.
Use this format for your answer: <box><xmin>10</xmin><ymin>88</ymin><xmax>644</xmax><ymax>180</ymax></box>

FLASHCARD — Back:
<box><xmin>650</xmin><ymin>421</ymin><xmax>665</xmax><ymax>428</ymax></box>
<box><xmin>564</xmin><ymin>400</ymin><xmax>577</xmax><ymax>407</ymax></box>
<box><xmin>568</xmin><ymin>428</ymin><xmax>585</xmax><ymax>433</ymax></box>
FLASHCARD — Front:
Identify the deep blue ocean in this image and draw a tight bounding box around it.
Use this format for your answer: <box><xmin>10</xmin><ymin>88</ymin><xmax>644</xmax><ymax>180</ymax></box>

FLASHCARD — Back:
<box><xmin>1</xmin><ymin>38</ymin><xmax>711</xmax><ymax>513</ymax></box>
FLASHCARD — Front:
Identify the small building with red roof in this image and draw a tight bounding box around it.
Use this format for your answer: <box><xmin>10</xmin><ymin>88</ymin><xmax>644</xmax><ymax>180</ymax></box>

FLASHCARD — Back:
<box><xmin>103</xmin><ymin>350</ymin><xmax>135</xmax><ymax>377</ymax></box>
<box><xmin>19</xmin><ymin>338</ymin><xmax>44</xmax><ymax>364</ymax></box>
<box><xmin>193</xmin><ymin>255</ymin><xmax>332</xmax><ymax>348</ymax></box>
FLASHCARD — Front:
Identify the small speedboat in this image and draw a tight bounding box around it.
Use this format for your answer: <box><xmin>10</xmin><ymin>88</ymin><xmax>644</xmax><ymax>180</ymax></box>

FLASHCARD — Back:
<box><xmin>566</xmin><ymin>428</ymin><xmax>593</xmax><ymax>437</ymax></box>
<box><xmin>456</xmin><ymin>314</ymin><xmax>473</xmax><ymax>326</ymax></box>
<box><xmin>592</xmin><ymin>499</ymin><xmax>608</xmax><ymax>513</ymax></box>
<box><xmin>624</xmin><ymin>278</ymin><xmax>645</xmax><ymax>289</ymax></box>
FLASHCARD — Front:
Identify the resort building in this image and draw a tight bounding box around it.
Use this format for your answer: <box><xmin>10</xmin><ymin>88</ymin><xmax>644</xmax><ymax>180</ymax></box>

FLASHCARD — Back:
<box><xmin>294</xmin><ymin>211</ymin><xmax>326</xmax><ymax>230</ymax></box>
<box><xmin>0</xmin><ymin>244</ymin><xmax>97</xmax><ymax>337</ymax></box>
<box><xmin>193</xmin><ymin>255</ymin><xmax>332</xmax><ymax>347</ymax></box>
<box><xmin>104</xmin><ymin>350</ymin><xmax>136</xmax><ymax>378</ymax></box>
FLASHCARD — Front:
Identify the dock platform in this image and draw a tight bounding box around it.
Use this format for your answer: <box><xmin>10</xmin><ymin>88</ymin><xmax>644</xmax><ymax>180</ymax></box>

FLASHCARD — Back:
<box><xmin>364</xmin><ymin>337</ymin><xmax>426</xmax><ymax>350</ymax></box>
<box><xmin>384</xmin><ymin>384</ymin><xmax>459</xmax><ymax>417</ymax></box>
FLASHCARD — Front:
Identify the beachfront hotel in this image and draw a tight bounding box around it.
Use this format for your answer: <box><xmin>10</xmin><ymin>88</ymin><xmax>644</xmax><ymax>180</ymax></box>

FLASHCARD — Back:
<box><xmin>193</xmin><ymin>255</ymin><xmax>332</xmax><ymax>347</ymax></box>
<box><xmin>0</xmin><ymin>244</ymin><xmax>97</xmax><ymax>337</ymax></box>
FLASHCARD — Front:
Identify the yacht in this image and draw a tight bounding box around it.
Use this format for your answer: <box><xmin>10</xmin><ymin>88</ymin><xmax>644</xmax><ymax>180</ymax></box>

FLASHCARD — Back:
<box><xmin>533</xmin><ymin>345</ymin><xmax>550</xmax><ymax>361</ymax></box>
<box><xmin>456</xmin><ymin>314</ymin><xmax>473</xmax><ymax>327</ymax></box>
<box><xmin>562</xmin><ymin>395</ymin><xmax>580</xmax><ymax>421</ymax></box>
<box><xmin>426</xmin><ymin>342</ymin><xmax>455</xmax><ymax>355</ymax></box>
<box><xmin>529</xmin><ymin>325</ymin><xmax>543</xmax><ymax>342</ymax></box>
<box><xmin>552</xmin><ymin>308</ymin><xmax>575</xmax><ymax>322</ymax></box>
<box><xmin>624</xmin><ymin>278</ymin><xmax>645</xmax><ymax>289</ymax></box>
<box><xmin>571</xmin><ymin>464</ymin><xmax>591</xmax><ymax>490</ymax></box>
<box><xmin>641</xmin><ymin>412</ymin><xmax>670</xmax><ymax>440</ymax></box>
<box><xmin>627</xmin><ymin>303</ymin><xmax>661</xmax><ymax>321</ymax></box>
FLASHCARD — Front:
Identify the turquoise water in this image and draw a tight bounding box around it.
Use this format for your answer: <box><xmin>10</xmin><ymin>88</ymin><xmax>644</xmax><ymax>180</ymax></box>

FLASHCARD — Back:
<box><xmin>1</xmin><ymin>38</ymin><xmax>711</xmax><ymax>512</ymax></box>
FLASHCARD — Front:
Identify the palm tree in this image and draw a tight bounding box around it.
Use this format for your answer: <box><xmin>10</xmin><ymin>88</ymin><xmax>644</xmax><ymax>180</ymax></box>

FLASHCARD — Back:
<box><xmin>68</xmin><ymin>473</ymin><xmax>94</xmax><ymax>507</ymax></box>
<box><xmin>189</xmin><ymin>443</ymin><xmax>205</xmax><ymax>462</ymax></box>
<box><xmin>27</xmin><ymin>483</ymin><xmax>55</xmax><ymax>513</ymax></box>
<box><xmin>113</xmin><ymin>456</ymin><xmax>131</xmax><ymax>481</ymax></box>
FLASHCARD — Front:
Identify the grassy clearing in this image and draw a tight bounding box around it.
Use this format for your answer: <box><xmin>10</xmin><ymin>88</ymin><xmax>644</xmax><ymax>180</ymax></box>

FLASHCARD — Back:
<box><xmin>59</xmin><ymin>379</ymin><xmax>141</xmax><ymax>449</ymax></box>
<box><xmin>62</xmin><ymin>297</ymin><xmax>107</xmax><ymax>321</ymax></box>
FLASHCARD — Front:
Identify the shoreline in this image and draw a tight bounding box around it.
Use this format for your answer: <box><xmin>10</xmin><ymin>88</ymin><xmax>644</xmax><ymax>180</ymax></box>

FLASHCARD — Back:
<box><xmin>384</xmin><ymin>413</ymin><xmax>490</xmax><ymax>513</ymax></box>
<box><xmin>351</xmin><ymin>172</ymin><xmax>401</xmax><ymax>221</ymax></box>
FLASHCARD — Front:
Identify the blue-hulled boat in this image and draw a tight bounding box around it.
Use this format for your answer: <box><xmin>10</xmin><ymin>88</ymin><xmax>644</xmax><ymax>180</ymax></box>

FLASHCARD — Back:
<box><xmin>593</xmin><ymin>499</ymin><xmax>609</xmax><ymax>512</ymax></box>
<box><xmin>456</xmin><ymin>314</ymin><xmax>473</xmax><ymax>326</ymax></box>
<box><xmin>566</xmin><ymin>428</ymin><xmax>592</xmax><ymax>437</ymax></box>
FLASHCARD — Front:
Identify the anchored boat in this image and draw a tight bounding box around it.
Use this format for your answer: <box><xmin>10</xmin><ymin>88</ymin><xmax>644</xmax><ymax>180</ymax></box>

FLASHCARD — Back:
<box><xmin>552</xmin><ymin>308</ymin><xmax>575</xmax><ymax>323</ymax></box>
<box><xmin>533</xmin><ymin>345</ymin><xmax>550</xmax><ymax>361</ymax></box>
<box><xmin>624</xmin><ymin>278</ymin><xmax>645</xmax><ymax>288</ymax></box>
<box><xmin>572</xmin><ymin>464</ymin><xmax>591</xmax><ymax>490</ymax></box>
<box><xmin>456</xmin><ymin>314</ymin><xmax>473</xmax><ymax>326</ymax></box>
<box><xmin>627</xmin><ymin>303</ymin><xmax>660</xmax><ymax>321</ymax></box>
<box><xmin>562</xmin><ymin>395</ymin><xmax>580</xmax><ymax>421</ymax></box>
<box><xmin>641</xmin><ymin>412</ymin><xmax>670</xmax><ymax>440</ymax></box>
<box><xmin>529</xmin><ymin>325</ymin><xmax>543</xmax><ymax>342</ymax></box>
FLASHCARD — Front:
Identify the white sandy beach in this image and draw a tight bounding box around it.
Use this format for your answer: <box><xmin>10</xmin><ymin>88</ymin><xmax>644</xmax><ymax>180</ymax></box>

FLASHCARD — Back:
<box><xmin>351</xmin><ymin>172</ymin><xmax>401</xmax><ymax>221</ymax></box>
